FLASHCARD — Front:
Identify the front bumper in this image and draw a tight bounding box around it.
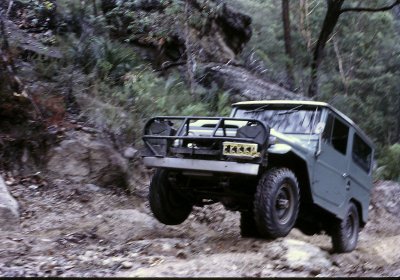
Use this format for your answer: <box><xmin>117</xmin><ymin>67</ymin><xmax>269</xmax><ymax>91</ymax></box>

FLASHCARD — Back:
<box><xmin>143</xmin><ymin>157</ymin><xmax>260</xmax><ymax>175</ymax></box>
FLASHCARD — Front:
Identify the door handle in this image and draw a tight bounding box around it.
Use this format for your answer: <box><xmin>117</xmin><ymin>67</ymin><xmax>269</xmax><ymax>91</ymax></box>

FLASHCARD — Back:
<box><xmin>343</xmin><ymin>173</ymin><xmax>350</xmax><ymax>190</ymax></box>
<box><xmin>345</xmin><ymin>177</ymin><xmax>351</xmax><ymax>190</ymax></box>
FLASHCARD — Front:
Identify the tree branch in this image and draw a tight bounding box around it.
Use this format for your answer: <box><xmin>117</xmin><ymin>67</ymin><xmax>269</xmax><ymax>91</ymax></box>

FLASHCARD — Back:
<box><xmin>340</xmin><ymin>0</ymin><xmax>400</xmax><ymax>13</ymax></box>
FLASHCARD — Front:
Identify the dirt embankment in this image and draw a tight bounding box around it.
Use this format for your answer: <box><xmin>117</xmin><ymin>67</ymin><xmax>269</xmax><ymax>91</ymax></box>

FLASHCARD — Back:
<box><xmin>0</xmin><ymin>176</ymin><xmax>400</xmax><ymax>277</ymax></box>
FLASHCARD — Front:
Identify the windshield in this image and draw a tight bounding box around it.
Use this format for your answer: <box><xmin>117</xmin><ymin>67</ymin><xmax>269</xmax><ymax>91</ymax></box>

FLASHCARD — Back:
<box><xmin>234</xmin><ymin>105</ymin><xmax>321</xmax><ymax>134</ymax></box>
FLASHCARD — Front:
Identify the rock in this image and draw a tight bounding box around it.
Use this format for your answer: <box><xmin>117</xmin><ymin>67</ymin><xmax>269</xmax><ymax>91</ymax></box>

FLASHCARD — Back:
<box><xmin>28</xmin><ymin>185</ymin><xmax>39</xmax><ymax>190</ymax></box>
<box><xmin>176</xmin><ymin>251</ymin><xmax>187</xmax><ymax>259</ymax></box>
<box><xmin>95</xmin><ymin>209</ymin><xmax>162</xmax><ymax>242</ymax></box>
<box><xmin>215</xmin><ymin>1</ymin><xmax>252</xmax><ymax>54</ymax></box>
<box><xmin>84</xmin><ymin>184</ymin><xmax>102</xmax><ymax>192</ymax></box>
<box><xmin>282</xmin><ymin>239</ymin><xmax>332</xmax><ymax>272</ymax></box>
<box><xmin>0</xmin><ymin>176</ymin><xmax>20</xmax><ymax>231</ymax></box>
<box><xmin>102</xmin><ymin>0</ymin><xmax>251</xmax><ymax>64</ymax></box>
<box><xmin>118</xmin><ymin>252</ymin><xmax>266</xmax><ymax>277</ymax></box>
<box><xmin>364</xmin><ymin>181</ymin><xmax>400</xmax><ymax>236</ymax></box>
<box><xmin>121</xmin><ymin>261</ymin><xmax>134</xmax><ymax>269</ymax></box>
<box><xmin>123</xmin><ymin>147</ymin><xmax>139</xmax><ymax>159</ymax></box>
<box><xmin>80</xmin><ymin>127</ymin><xmax>99</xmax><ymax>134</ymax></box>
<box><xmin>365</xmin><ymin>235</ymin><xmax>400</xmax><ymax>265</ymax></box>
<box><xmin>46</xmin><ymin>133</ymin><xmax>128</xmax><ymax>188</ymax></box>
<box><xmin>371</xmin><ymin>181</ymin><xmax>400</xmax><ymax>215</ymax></box>
<box><xmin>0</xmin><ymin>16</ymin><xmax>62</xmax><ymax>58</ymax></box>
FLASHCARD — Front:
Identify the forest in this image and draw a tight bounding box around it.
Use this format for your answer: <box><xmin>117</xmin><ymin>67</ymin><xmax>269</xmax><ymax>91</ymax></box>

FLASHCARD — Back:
<box><xmin>1</xmin><ymin>0</ymin><xmax>399</xmax><ymax>180</ymax></box>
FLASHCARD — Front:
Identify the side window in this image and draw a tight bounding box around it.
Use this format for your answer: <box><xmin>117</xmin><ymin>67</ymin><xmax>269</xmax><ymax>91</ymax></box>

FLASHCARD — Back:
<box><xmin>323</xmin><ymin>113</ymin><xmax>334</xmax><ymax>141</ymax></box>
<box><xmin>323</xmin><ymin>114</ymin><xmax>349</xmax><ymax>155</ymax></box>
<box><xmin>352</xmin><ymin>133</ymin><xmax>372</xmax><ymax>173</ymax></box>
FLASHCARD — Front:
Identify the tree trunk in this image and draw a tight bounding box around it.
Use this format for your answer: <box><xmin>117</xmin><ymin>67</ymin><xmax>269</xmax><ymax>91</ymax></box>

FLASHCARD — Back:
<box><xmin>308</xmin><ymin>0</ymin><xmax>344</xmax><ymax>98</ymax></box>
<box><xmin>332</xmin><ymin>38</ymin><xmax>348</xmax><ymax>95</ymax></box>
<box><xmin>184</xmin><ymin>0</ymin><xmax>196</xmax><ymax>99</ymax></box>
<box><xmin>282</xmin><ymin>0</ymin><xmax>295</xmax><ymax>90</ymax></box>
<box><xmin>299</xmin><ymin>0</ymin><xmax>312</xmax><ymax>52</ymax></box>
<box><xmin>92</xmin><ymin>0</ymin><xmax>98</xmax><ymax>16</ymax></box>
<box><xmin>6</xmin><ymin>0</ymin><xmax>14</xmax><ymax>17</ymax></box>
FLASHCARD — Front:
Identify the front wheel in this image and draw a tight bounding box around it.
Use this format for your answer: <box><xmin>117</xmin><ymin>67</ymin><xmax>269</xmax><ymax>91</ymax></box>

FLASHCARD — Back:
<box><xmin>331</xmin><ymin>202</ymin><xmax>359</xmax><ymax>253</ymax></box>
<box><xmin>253</xmin><ymin>168</ymin><xmax>300</xmax><ymax>239</ymax></box>
<box><xmin>149</xmin><ymin>168</ymin><xmax>192</xmax><ymax>225</ymax></box>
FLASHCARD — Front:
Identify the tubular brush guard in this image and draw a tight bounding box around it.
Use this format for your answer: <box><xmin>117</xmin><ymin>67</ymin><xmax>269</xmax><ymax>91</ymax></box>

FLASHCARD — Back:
<box><xmin>142</xmin><ymin>116</ymin><xmax>270</xmax><ymax>164</ymax></box>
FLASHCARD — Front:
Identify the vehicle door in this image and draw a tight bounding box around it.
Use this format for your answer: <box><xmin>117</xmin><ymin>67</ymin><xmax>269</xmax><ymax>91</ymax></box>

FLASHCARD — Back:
<box><xmin>312</xmin><ymin>113</ymin><xmax>350</xmax><ymax>213</ymax></box>
<box><xmin>347</xmin><ymin>131</ymin><xmax>374</xmax><ymax>222</ymax></box>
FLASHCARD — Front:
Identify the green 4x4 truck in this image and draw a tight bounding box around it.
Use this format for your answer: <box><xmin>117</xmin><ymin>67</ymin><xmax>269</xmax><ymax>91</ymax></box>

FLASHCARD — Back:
<box><xmin>142</xmin><ymin>100</ymin><xmax>375</xmax><ymax>253</ymax></box>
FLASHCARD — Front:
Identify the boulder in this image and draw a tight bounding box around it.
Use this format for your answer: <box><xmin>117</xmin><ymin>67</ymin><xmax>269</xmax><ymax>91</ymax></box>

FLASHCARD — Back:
<box><xmin>0</xmin><ymin>176</ymin><xmax>19</xmax><ymax>231</ymax></box>
<box><xmin>46</xmin><ymin>132</ymin><xmax>128</xmax><ymax>188</ymax></box>
<box><xmin>371</xmin><ymin>181</ymin><xmax>400</xmax><ymax>215</ymax></box>
<box><xmin>0</xmin><ymin>12</ymin><xmax>62</xmax><ymax>58</ymax></box>
<box><xmin>101</xmin><ymin>0</ymin><xmax>251</xmax><ymax>64</ymax></box>
<box><xmin>123</xmin><ymin>147</ymin><xmax>139</xmax><ymax>159</ymax></box>
<box><xmin>95</xmin><ymin>209</ymin><xmax>162</xmax><ymax>242</ymax></box>
<box><xmin>283</xmin><ymin>239</ymin><xmax>332</xmax><ymax>273</ymax></box>
<box><xmin>364</xmin><ymin>181</ymin><xmax>400</xmax><ymax>236</ymax></box>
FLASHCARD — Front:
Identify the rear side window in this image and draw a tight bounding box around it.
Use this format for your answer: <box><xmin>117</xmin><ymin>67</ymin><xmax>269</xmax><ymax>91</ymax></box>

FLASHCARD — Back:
<box><xmin>323</xmin><ymin>114</ymin><xmax>349</xmax><ymax>155</ymax></box>
<box><xmin>352</xmin><ymin>133</ymin><xmax>372</xmax><ymax>173</ymax></box>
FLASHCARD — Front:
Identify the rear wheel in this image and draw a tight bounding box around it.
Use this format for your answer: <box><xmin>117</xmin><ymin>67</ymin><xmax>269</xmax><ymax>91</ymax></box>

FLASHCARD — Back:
<box><xmin>253</xmin><ymin>168</ymin><xmax>300</xmax><ymax>239</ymax></box>
<box><xmin>331</xmin><ymin>202</ymin><xmax>359</xmax><ymax>253</ymax></box>
<box><xmin>149</xmin><ymin>168</ymin><xmax>192</xmax><ymax>225</ymax></box>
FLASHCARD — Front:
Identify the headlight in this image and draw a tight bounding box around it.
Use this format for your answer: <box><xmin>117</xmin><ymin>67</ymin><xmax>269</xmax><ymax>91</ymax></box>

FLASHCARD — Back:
<box><xmin>222</xmin><ymin>142</ymin><xmax>260</xmax><ymax>158</ymax></box>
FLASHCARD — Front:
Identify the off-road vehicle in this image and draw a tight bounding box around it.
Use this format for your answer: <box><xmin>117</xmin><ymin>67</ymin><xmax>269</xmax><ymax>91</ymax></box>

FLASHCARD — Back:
<box><xmin>142</xmin><ymin>100</ymin><xmax>375</xmax><ymax>253</ymax></box>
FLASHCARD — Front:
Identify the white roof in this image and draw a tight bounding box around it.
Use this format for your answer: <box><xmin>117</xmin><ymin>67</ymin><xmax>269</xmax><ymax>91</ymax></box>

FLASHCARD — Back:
<box><xmin>232</xmin><ymin>100</ymin><xmax>329</xmax><ymax>107</ymax></box>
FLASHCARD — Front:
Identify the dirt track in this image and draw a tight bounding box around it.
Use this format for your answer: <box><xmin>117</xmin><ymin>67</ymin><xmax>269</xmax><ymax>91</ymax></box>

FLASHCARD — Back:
<box><xmin>1</xmin><ymin>178</ymin><xmax>400</xmax><ymax>277</ymax></box>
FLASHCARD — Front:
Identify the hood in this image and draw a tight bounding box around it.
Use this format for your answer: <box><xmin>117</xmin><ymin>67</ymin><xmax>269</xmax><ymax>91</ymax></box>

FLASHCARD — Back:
<box><xmin>269</xmin><ymin>129</ymin><xmax>316</xmax><ymax>155</ymax></box>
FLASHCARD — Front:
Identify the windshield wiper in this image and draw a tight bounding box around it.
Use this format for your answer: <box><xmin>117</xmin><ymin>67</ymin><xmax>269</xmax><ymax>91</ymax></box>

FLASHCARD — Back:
<box><xmin>277</xmin><ymin>104</ymin><xmax>303</xmax><ymax>115</ymax></box>
<box><xmin>243</xmin><ymin>104</ymin><xmax>269</xmax><ymax>114</ymax></box>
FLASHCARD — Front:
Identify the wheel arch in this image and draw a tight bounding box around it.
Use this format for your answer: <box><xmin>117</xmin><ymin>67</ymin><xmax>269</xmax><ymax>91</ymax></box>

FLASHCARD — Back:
<box><xmin>349</xmin><ymin>198</ymin><xmax>365</xmax><ymax>228</ymax></box>
<box><xmin>268</xmin><ymin>151</ymin><xmax>313</xmax><ymax>205</ymax></box>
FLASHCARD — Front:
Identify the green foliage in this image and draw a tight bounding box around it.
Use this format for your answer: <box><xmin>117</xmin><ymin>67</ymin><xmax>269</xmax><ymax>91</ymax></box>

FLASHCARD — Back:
<box><xmin>376</xmin><ymin>144</ymin><xmax>400</xmax><ymax>182</ymax></box>
<box><xmin>104</xmin><ymin>0</ymin><xmax>170</xmax><ymax>42</ymax></box>
<box><xmin>45</xmin><ymin>15</ymin><xmax>230</xmax><ymax>146</ymax></box>
<box><xmin>80</xmin><ymin>67</ymin><xmax>224</xmax><ymax>146</ymax></box>
<box><xmin>230</xmin><ymin>0</ymin><xmax>285</xmax><ymax>76</ymax></box>
<box><xmin>164</xmin><ymin>0</ymin><xmax>184</xmax><ymax>16</ymax></box>
<box><xmin>94</xmin><ymin>39</ymin><xmax>140</xmax><ymax>82</ymax></box>
<box><xmin>320</xmin><ymin>10</ymin><xmax>400</xmax><ymax>150</ymax></box>
<box><xmin>62</xmin><ymin>35</ymin><xmax>141</xmax><ymax>82</ymax></box>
